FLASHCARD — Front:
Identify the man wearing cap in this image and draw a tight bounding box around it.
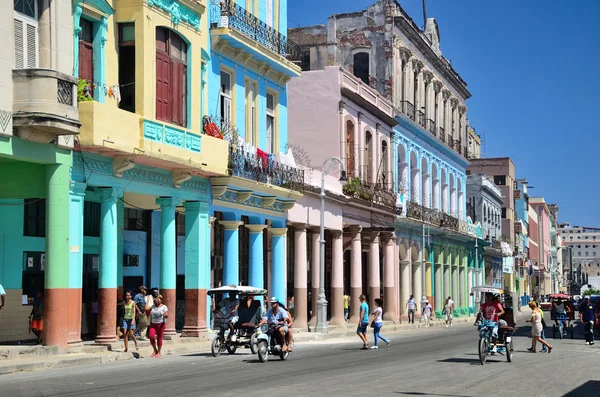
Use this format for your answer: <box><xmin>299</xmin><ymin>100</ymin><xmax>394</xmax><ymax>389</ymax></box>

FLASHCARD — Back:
<box><xmin>579</xmin><ymin>297</ymin><xmax>597</xmax><ymax>345</ymax></box>
<box><xmin>217</xmin><ymin>293</ymin><xmax>240</xmax><ymax>342</ymax></box>
<box><xmin>134</xmin><ymin>286</ymin><xmax>148</xmax><ymax>340</ymax></box>
<box><xmin>259</xmin><ymin>297</ymin><xmax>289</xmax><ymax>352</ymax></box>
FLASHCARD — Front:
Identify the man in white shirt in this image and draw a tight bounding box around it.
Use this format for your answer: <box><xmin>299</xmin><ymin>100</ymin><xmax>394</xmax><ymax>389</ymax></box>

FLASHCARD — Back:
<box><xmin>406</xmin><ymin>295</ymin><xmax>417</xmax><ymax>324</ymax></box>
<box><xmin>0</xmin><ymin>283</ymin><xmax>6</xmax><ymax>310</ymax></box>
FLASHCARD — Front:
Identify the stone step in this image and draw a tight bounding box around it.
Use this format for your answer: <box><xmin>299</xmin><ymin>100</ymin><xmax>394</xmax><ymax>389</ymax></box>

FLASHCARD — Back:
<box><xmin>0</xmin><ymin>345</ymin><xmax>59</xmax><ymax>360</ymax></box>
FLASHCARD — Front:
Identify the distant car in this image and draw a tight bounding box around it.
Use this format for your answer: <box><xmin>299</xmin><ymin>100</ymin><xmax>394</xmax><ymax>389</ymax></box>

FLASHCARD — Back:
<box><xmin>540</xmin><ymin>298</ymin><xmax>552</xmax><ymax>311</ymax></box>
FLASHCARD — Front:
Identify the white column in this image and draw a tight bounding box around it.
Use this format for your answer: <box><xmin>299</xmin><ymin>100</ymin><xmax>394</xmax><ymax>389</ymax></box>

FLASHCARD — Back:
<box><xmin>432</xmin><ymin>178</ymin><xmax>440</xmax><ymax>210</ymax></box>
<box><xmin>399</xmin><ymin>162</ymin><xmax>409</xmax><ymax>194</ymax></box>
<box><xmin>368</xmin><ymin>232</ymin><xmax>380</xmax><ymax>310</ymax></box>
<box><xmin>412</xmin><ymin>261</ymin><xmax>422</xmax><ymax>313</ymax></box>
<box><xmin>411</xmin><ymin>168</ymin><xmax>420</xmax><ymax>204</ymax></box>
<box><xmin>450</xmin><ymin>187</ymin><xmax>457</xmax><ymax>217</ymax></box>
<box><xmin>423</xmin><ymin>173</ymin><xmax>431</xmax><ymax>208</ymax></box>
<box><xmin>442</xmin><ymin>182</ymin><xmax>448</xmax><ymax>213</ymax></box>
<box><xmin>400</xmin><ymin>260</ymin><xmax>410</xmax><ymax>316</ymax></box>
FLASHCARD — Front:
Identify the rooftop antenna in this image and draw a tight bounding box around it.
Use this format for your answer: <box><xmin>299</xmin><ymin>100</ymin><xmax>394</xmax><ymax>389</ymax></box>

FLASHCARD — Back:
<box><xmin>422</xmin><ymin>0</ymin><xmax>427</xmax><ymax>29</ymax></box>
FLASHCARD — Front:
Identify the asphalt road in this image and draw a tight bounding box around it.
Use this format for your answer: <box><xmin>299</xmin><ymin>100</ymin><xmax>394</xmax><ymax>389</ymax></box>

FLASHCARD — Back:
<box><xmin>1</xmin><ymin>313</ymin><xmax>599</xmax><ymax>397</ymax></box>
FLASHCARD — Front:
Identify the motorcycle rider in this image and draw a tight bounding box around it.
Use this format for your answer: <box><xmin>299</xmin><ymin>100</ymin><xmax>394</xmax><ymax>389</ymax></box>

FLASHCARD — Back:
<box><xmin>216</xmin><ymin>292</ymin><xmax>239</xmax><ymax>342</ymax></box>
<box><xmin>259</xmin><ymin>297</ymin><xmax>289</xmax><ymax>352</ymax></box>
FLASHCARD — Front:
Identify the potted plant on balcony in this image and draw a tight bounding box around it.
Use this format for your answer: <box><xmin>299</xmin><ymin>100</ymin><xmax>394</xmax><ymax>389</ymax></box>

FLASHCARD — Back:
<box><xmin>342</xmin><ymin>177</ymin><xmax>372</xmax><ymax>201</ymax></box>
<box><xmin>77</xmin><ymin>79</ymin><xmax>93</xmax><ymax>102</ymax></box>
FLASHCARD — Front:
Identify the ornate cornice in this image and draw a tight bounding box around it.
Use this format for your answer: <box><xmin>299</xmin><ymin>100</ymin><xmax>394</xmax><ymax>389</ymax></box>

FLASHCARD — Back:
<box><xmin>410</xmin><ymin>58</ymin><xmax>423</xmax><ymax>74</ymax></box>
<box><xmin>113</xmin><ymin>157</ymin><xmax>135</xmax><ymax>178</ymax></box>
<box><xmin>147</xmin><ymin>0</ymin><xmax>201</xmax><ymax>31</ymax></box>
<box><xmin>442</xmin><ymin>89</ymin><xmax>451</xmax><ymax>101</ymax></box>
<box><xmin>432</xmin><ymin>79</ymin><xmax>442</xmax><ymax>93</ymax></box>
<box><xmin>173</xmin><ymin>171</ymin><xmax>192</xmax><ymax>188</ymax></box>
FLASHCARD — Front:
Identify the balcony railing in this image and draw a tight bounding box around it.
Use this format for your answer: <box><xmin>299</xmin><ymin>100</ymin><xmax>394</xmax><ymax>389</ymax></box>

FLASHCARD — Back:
<box><xmin>399</xmin><ymin>101</ymin><xmax>415</xmax><ymax>121</ymax></box>
<box><xmin>447</xmin><ymin>135</ymin><xmax>453</xmax><ymax>149</ymax></box>
<box><xmin>370</xmin><ymin>183</ymin><xmax>397</xmax><ymax>208</ymax></box>
<box><xmin>406</xmin><ymin>201</ymin><xmax>446</xmax><ymax>228</ymax></box>
<box><xmin>455</xmin><ymin>140</ymin><xmax>462</xmax><ymax>154</ymax></box>
<box><xmin>416</xmin><ymin>110</ymin><xmax>426</xmax><ymax>128</ymax></box>
<box><xmin>427</xmin><ymin>119</ymin><xmax>436</xmax><ymax>136</ymax></box>
<box><xmin>441</xmin><ymin>213</ymin><xmax>459</xmax><ymax>232</ymax></box>
<box><xmin>439</xmin><ymin>127</ymin><xmax>445</xmax><ymax>143</ymax></box>
<box><xmin>228</xmin><ymin>146</ymin><xmax>304</xmax><ymax>193</ymax></box>
<box><xmin>210</xmin><ymin>0</ymin><xmax>294</xmax><ymax>56</ymax></box>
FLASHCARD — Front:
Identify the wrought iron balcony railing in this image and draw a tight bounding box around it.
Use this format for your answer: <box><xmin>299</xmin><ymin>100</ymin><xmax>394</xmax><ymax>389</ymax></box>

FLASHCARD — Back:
<box><xmin>406</xmin><ymin>201</ymin><xmax>443</xmax><ymax>226</ymax></box>
<box><xmin>210</xmin><ymin>0</ymin><xmax>295</xmax><ymax>57</ymax></box>
<box><xmin>427</xmin><ymin>119</ymin><xmax>436</xmax><ymax>136</ymax></box>
<box><xmin>370</xmin><ymin>183</ymin><xmax>397</xmax><ymax>208</ymax></box>
<box><xmin>447</xmin><ymin>135</ymin><xmax>453</xmax><ymax>149</ymax></box>
<box><xmin>441</xmin><ymin>212</ymin><xmax>459</xmax><ymax>232</ymax></box>
<box><xmin>455</xmin><ymin>140</ymin><xmax>462</xmax><ymax>154</ymax></box>
<box><xmin>416</xmin><ymin>110</ymin><xmax>426</xmax><ymax>128</ymax></box>
<box><xmin>439</xmin><ymin>127</ymin><xmax>445</xmax><ymax>143</ymax></box>
<box><xmin>399</xmin><ymin>101</ymin><xmax>415</xmax><ymax>121</ymax></box>
<box><xmin>228</xmin><ymin>146</ymin><xmax>304</xmax><ymax>193</ymax></box>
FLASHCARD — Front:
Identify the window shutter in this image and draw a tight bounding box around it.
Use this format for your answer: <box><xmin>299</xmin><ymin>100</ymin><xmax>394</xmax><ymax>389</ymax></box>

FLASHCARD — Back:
<box><xmin>170</xmin><ymin>60</ymin><xmax>181</xmax><ymax>125</ymax></box>
<box><xmin>14</xmin><ymin>18</ymin><xmax>24</xmax><ymax>69</ymax></box>
<box><xmin>156</xmin><ymin>53</ymin><xmax>170</xmax><ymax>122</ymax></box>
<box><xmin>26</xmin><ymin>22</ymin><xmax>37</xmax><ymax>68</ymax></box>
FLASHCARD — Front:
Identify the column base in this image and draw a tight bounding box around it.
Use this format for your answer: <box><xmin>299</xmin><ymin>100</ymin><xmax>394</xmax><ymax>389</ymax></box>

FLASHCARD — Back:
<box><xmin>161</xmin><ymin>288</ymin><xmax>177</xmax><ymax>336</ymax></box>
<box><xmin>182</xmin><ymin>289</ymin><xmax>208</xmax><ymax>338</ymax></box>
<box><xmin>293</xmin><ymin>287</ymin><xmax>308</xmax><ymax>330</ymax></box>
<box><xmin>94</xmin><ymin>288</ymin><xmax>118</xmax><ymax>346</ymax></box>
<box><xmin>383</xmin><ymin>286</ymin><xmax>396</xmax><ymax>322</ymax></box>
<box><xmin>44</xmin><ymin>288</ymin><xmax>71</xmax><ymax>349</ymax></box>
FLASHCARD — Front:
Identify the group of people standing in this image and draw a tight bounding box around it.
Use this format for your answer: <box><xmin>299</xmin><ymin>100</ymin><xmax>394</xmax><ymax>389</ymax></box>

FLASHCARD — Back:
<box><xmin>404</xmin><ymin>295</ymin><xmax>455</xmax><ymax>328</ymax></box>
<box><xmin>118</xmin><ymin>286</ymin><xmax>169</xmax><ymax>357</ymax></box>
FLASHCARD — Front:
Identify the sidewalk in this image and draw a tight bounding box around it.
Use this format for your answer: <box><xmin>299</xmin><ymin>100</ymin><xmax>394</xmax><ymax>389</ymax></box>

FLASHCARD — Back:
<box><xmin>0</xmin><ymin>316</ymin><xmax>473</xmax><ymax>375</ymax></box>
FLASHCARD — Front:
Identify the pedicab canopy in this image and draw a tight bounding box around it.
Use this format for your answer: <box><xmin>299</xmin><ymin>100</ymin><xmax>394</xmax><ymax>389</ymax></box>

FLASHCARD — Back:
<box><xmin>471</xmin><ymin>286</ymin><xmax>504</xmax><ymax>295</ymax></box>
<box><xmin>548</xmin><ymin>293</ymin><xmax>571</xmax><ymax>300</ymax></box>
<box><xmin>207</xmin><ymin>285</ymin><xmax>267</xmax><ymax>296</ymax></box>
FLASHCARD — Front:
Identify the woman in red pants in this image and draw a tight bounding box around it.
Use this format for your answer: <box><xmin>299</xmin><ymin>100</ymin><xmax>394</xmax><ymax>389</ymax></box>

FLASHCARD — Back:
<box><xmin>145</xmin><ymin>294</ymin><xmax>168</xmax><ymax>358</ymax></box>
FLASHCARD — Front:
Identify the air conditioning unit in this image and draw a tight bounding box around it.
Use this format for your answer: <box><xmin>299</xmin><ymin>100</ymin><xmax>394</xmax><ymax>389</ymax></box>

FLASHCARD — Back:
<box><xmin>123</xmin><ymin>254</ymin><xmax>139</xmax><ymax>267</ymax></box>
<box><xmin>211</xmin><ymin>256</ymin><xmax>223</xmax><ymax>270</ymax></box>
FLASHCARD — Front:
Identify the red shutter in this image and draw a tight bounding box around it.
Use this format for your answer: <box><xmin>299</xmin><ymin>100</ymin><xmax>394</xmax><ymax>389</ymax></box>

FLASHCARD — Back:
<box><xmin>156</xmin><ymin>53</ymin><xmax>170</xmax><ymax>122</ymax></box>
<box><xmin>79</xmin><ymin>42</ymin><xmax>94</xmax><ymax>95</ymax></box>
<box><xmin>181</xmin><ymin>64</ymin><xmax>187</xmax><ymax>127</ymax></box>
<box><xmin>171</xmin><ymin>60</ymin><xmax>181</xmax><ymax>125</ymax></box>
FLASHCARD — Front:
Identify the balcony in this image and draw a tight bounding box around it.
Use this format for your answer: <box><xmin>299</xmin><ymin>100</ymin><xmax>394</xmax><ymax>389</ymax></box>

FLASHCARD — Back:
<box><xmin>427</xmin><ymin>119</ymin><xmax>436</xmax><ymax>136</ymax></box>
<box><xmin>416</xmin><ymin>110</ymin><xmax>426</xmax><ymax>128</ymax></box>
<box><xmin>210</xmin><ymin>0</ymin><xmax>300</xmax><ymax>77</ymax></box>
<box><xmin>78</xmin><ymin>101</ymin><xmax>229</xmax><ymax>176</ymax></box>
<box><xmin>342</xmin><ymin>178</ymin><xmax>397</xmax><ymax>208</ymax></box>
<box><xmin>447</xmin><ymin>135</ymin><xmax>453</xmax><ymax>149</ymax></box>
<box><xmin>439</xmin><ymin>128</ymin><xmax>445</xmax><ymax>143</ymax></box>
<box><xmin>228</xmin><ymin>146</ymin><xmax>304</xmax><ymax>193</ymax></box>
<box><xmin>455</xmin><ymin>140</ymin><xmax>462</xmax><ymax>154</ymax></box>
<box><xmin>399</xmin><ymin>101</ymin><xmax>415</xmax><ymax>121</ymax></box>
<box><xmin>12</xmin><ymin>69</ymin><xmax>80</xmax><ymax>143</ymax></box>
<box><xmin>406</xmin><ymin>201</ymin><xmax>444</xmax><ymax>227</ymax></box>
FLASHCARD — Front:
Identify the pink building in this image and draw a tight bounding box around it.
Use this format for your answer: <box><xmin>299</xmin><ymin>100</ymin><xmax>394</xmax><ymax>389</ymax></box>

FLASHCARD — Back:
<box><xmin>530</xmin><ymin>198</ymin><xmax>551</xmax><ymax>295</ymax></box>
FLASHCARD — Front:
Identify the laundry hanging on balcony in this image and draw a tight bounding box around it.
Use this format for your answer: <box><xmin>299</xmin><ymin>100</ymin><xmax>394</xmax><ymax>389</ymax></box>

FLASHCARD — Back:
<box><xmin>256</xmin><ymin>148</ymin><xmax>269</xmax><ymax>168</ymax></box>
<box><xmin>202</xmin><ymin>117</ymin><xmax>224</xmax><ymax>139</ymax></box>
<box><xmin>278</xmin><ymin>147</ymin><xmax>297</xmax><ymax>168</ymax></box>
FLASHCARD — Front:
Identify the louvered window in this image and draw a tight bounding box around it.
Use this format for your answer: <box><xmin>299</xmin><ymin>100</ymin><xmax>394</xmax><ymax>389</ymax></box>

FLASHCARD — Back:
<box><xmin>14</xmin><ymin>0</ymin><xmax>38</xmax><ymax>69</ymax></box>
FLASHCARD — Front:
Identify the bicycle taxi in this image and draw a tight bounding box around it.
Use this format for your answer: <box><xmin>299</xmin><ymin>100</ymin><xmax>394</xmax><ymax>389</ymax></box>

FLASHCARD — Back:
<box><xmin>549</xmin><ymin>293</ymin><xmax>574</xmax><ymax>339</ymax></box>
<box><xmin>472</xmin><ymin>286</ymin><xmax>515</xmax><ymax>365</ymax></box>
<box><xmin>208</xmin><ymin>285</ymin><xmax>266</xmax><ymax>357</ymax></box>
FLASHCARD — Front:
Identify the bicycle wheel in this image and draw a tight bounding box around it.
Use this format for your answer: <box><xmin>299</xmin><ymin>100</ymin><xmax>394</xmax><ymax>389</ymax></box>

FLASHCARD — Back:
<box><xmin>478</xmin><ymin>338</ymin><xmax>488</xmax><ymax>365</ymax></box>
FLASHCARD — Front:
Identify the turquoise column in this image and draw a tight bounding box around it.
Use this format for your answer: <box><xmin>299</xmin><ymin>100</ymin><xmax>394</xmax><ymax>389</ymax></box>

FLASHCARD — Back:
<box><xmin>182</xmin><ymin>201</ymin><xmax>210</xmax><ymax>337</ymax></box>
<box><xmin>270</xmin><ymin>228</ymin><xmax>287</xmax><ymax>301</ymax></box>
<box><xmin>96</xmin><ymin>187</ymin><xmax>123</xmax><ymax>345</ymax></box>
<box><xmin>247</xmin><ymin>225</ymin><xmax>268</xmax><ymax>289</ymax></box>
<box><xmin>221</xmin><ymin>220</ymin><xmax>244</xmax><ymax>287</ymax></box>
<box><xmin>116</xmin><ymin>199</ymin><xmax>124</xmax><ymax>294</ymax></box>
<box><xmin>68</xmin><ymin>181</ymin><xmax>86</xmax><ymax>347</ymax></box>
<box><xmin>156</xmin><ymin>197</ymin><xmax>180</xmax><ymax>337</ymax></box>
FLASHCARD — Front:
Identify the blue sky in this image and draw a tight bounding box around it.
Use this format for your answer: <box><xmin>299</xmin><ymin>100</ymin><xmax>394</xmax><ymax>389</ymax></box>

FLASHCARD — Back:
<box><xmin>287</xmin><ymin>0</ymin><xmax>600</xmax><ymax>227</ymax></box>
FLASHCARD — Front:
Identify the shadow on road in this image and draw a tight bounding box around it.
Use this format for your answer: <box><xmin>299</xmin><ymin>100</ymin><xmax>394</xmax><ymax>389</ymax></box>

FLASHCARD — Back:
<box><xmin>563</xmin><ymin>380</ymin><xmax>600</xmax><ymax>397</ymax></box>
<box><xmin>395</xmin><ymin>392</ymin><xmax>471</xmax><ymax>397</ymax></box>
<box><xmin>184</xmin><ymin>352</ymin><xmax>220</xmax><ymax>358</ymax></box>
<box><xmin>436</xmin><ymin>357</ymin><xmax>502</xmax><ymax>365</ymax></box>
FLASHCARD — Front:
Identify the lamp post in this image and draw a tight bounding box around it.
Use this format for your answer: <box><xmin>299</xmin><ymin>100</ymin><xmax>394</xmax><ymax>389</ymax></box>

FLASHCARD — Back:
<box><xmin>316</xmin><ymin>157</ymin><xmax>347</xmax><ymax>333</ymax></box>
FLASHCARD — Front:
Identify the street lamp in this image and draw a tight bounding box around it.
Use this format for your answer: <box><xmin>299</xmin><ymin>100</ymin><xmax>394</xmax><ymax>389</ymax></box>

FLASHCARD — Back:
<box><xmin>316</xmin><ymin>157</ymin><xmax>347</xmax><ymax>333</ymax></box>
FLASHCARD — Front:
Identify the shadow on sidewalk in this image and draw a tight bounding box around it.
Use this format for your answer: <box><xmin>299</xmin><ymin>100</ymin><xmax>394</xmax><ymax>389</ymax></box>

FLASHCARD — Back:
<box><xmin>395</xmin><ymin>391</ymin><xmax>471</xmax><ymax>397</ymax></box>
<box><xmin>563</xmin><ymin>381</ymin><xmax>600</xmax><ymax>397</ymax></box>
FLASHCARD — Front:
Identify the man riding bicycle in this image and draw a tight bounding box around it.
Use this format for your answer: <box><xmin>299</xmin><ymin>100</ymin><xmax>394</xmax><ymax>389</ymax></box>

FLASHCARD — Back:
<box><xmin>477</xmin><ymin>293</ymin><xmax>505</xmax><ymax>354</ymax></box>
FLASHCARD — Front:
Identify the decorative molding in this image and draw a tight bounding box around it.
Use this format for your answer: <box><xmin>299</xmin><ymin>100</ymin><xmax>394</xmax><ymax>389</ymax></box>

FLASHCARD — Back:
<box><xmin>338</xmin><ymin>100</ymin><xmax>346</xmax><ymax>114</ymax></box>
<box><xmin>410</xmin><ymin>58</ymin><xmax>423</xmax><ymax>74</ymax></box>
<box><xmin>246</xmin><ymin>224</ymin><xmax>268</xmax><ymax>233</ymax></box>
<box><xmin>281</xmin><ymin>201</ymin><xmax>295</xmax><ymax>211</ymax></box>
<box><xmin>122</xmin><ymin>167</ymin><xmax>171</xmax><ymax>184</ymax></box>
<box><xmin>260</xmin><ymin>196</ymin><xmax>277</xmax><ymax>207</ymax></box>
<box><xmin>219</xmin><ymin>220</ymin><xmax>244</xmax><ymax>230</ymax></box>
<box><xmin>270</xmin><ymin>228</ymin><xmax>288</xmax><ymax>237</ymax></box>
<box><xmin>442</xmin><ymin>89</ymin><xmax>451</xmax><ymax>101</ymax></box>
<box><xmin>432</xmin><ymin>79</ymin><xmax>443</xmax><ymax>93</ymax></box>
<box><xmin>0</xmin><ymin>109</ymin><xmax>12</xmax><ymax>133</ymax></box>
<box><xmin>156</xmin><ymin>196</ymin><xmax>181</xmax><ymax>209</ymax></box>
<box><xmin>98</xmin><ymin>187</ymin><xmax>123</xmax><ymax>203</ymax></box>
<box><xmin>147</xmin><ymin>0</ymin><xmax>201</xmax><ymax>31</ymax></box>
<box><xmin>212</xmin><ymin>185</ymin><xmax>228</xmax><ymax>198</ymax></box>
<box><xmin>422</xmin><ymin>70</ymin><xmax>433</xmax><ymax>83</ymax></box>
<box><xmin>236</xmin><ymin>191</ymin><xmax>253</xmax><ymax>203</ymax></box>
<box><xmin>173</xmin><ymin>171</ymin><xmax>192</xmax><ymax>188</ymax></box>
<box><xmin>180</xmin><ymin>178</ymin><xmax>208</xmax><ymax>191</ymax></box>
<box><xmin>450</xmin><ymin>97</ymin><xmax>459</xmax><ymax>108</ymax></box>
<box><xmin>113</xmin><ymin>157</ymin><xmax>135</xmax><ymax>178</ymax></box>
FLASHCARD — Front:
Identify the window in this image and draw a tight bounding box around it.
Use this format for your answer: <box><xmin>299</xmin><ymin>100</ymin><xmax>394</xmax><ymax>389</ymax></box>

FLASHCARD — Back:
<box><xmin>175</xmin><ymin>212</ymin><xmax>185</xmax><ymax>236</ymax></box>
<box><xmin>594</xmin><ymin>252</ymin><xmax>597</xmax><ymax>257</ymax></box>
<box><xmin>381</xmin><ymin>141</ymin><xmax>389</xmax><ymax>188</ymax></box>
<box><xmin>586</xmin><ymin>252</ymin><xmax>589</xmax><ymax>257</ymax></box>
<box><xmin>118</xmin><ymin>23</ymin><xmax>136</xmax><ymax>113</ymax></box>
<box><xmin>364</xmin><ymin>131</ymin><xmax>372</xmax><ymax>183</ymax></box>
<box><xmin>353</xmin><ymin>52</ymin><xmax>369</xmax><ymax>85</ymax></box>
<box><xmin>578</xmin><ymin>252</ymin><xmax>581</xmax><ymax>256</ymax></box>
<box><xmin>220</xmin><ymin>70</ymin><xmax>232</xmax><ymax>126</ymax></box>
<box><xmin>266</xmin><ymin>92</ymin><xmax>276</xmax><ymax>153</ymax></box>
<box><xmin>78</xmin><ymin>18</ymin><xmax>94</xmax><ymax>90</ymax></box>
<box><xmin>124</xmin><ymin>208</ymin><xmax>147</xmax><ymax>231</ymax></box>
<box><xmin>83</xmin><ymin>201</ymin><xmax>101</xmax><ymax>237</ymax></box>
<box><xmin>156</xmin><ymin>27</ymin><xmax>188</xmax><ymax>126</ymax></box>
<box><xmin>300</xmin><ymin>50</ymin><xmax>310</xmax><ymax>71</ymax></box>
<box><xmin>494</xmin><ymin>175</ymin><xmax>506</xmax><ymax>186</ymax></box>
<box><xmin>501</xmin><ymin>207</ymin><xmax>506</xmax><ymax>219</ymax></box>
<box><xmin>23</xmin><ymin>199</ymin><xmax>45</xmax><ymax>237</ymax></box>
<box><xmin>245</xmin><ymin>79</ymin><xmax>258</xmax><ymax>145</ymax></box>
<box><xmin>346</xmin><ymin>120</ymin><xmax>355</xmax><ymax>178</ymax></box>
<box><xmin>14</xmin><ymin>0</ymin><xmax>38</xmax><ymax>69</ymax></box>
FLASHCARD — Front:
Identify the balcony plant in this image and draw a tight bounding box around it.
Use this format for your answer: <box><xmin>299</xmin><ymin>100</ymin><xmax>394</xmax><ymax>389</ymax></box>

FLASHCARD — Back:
<box><xmin>77</xmin><ymin>79</ymin><xmax>93</xmax><ymax>102</ymax></box>
<box><xmin>343</xmin><ymin>177</ymin><xmax>372</xmax><ymax>201</ymax></box>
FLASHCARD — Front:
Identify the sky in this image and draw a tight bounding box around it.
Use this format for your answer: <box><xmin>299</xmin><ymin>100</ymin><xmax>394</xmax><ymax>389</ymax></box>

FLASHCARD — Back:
<box><xmin>287</xmin><ymin>0</ymin><xmax>600</xmax><ymax>227</ymax></box>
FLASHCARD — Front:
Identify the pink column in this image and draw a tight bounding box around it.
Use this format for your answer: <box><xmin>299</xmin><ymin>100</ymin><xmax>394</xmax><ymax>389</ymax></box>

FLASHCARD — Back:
<box><xmin>293</xmin><ymin>226</ymin><xmax>308</xmax><ymax>330</ymax></box>
<box><xmin>349</xmin><ymin>225</ymin><xmax>363</xmax><ymax>324</ymax></box>
<box><xmin>368</xmin><ymin>232</ymin><xmax>381</xmax><ymax>310</ymax></box>
<box><xmin>382</xmin><ymin>232</ymin><xmax>397</xmax><ymax>321</ymax></box>
<box><xmin>329</xmin><ymin>230</ymin><xmax>345</xmax><ymax>325</ymax></box>
<box><xmin>309</xmin><ymin>230</ymin><xmax>320</xmax><ymax>327</ymax></box>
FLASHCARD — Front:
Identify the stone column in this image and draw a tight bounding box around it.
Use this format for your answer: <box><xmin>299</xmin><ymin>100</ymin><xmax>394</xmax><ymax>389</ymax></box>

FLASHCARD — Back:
<box><xmin>452</xmin><ymin>264</ymin><xmax>459</xmax><ymax>308</ymax></box>
<box><xmin>459</xmin><ymin>266</ymin><xmax>466</xmax><ymax>310</ymax></box>
<box><xmin>309</xmin><ymin>230</ymin><xmax>320</xmax><ymax>326</ymax></box>
<box><xmin>349</xmin><ymin>226</ymin><xmax>363</xmax><ymax>324</ymax></box>
<box><xmin>399</xmin><ymin>162</ymin><xmax>409</xmax><ymax>194</ymax></box>
<box><xmin>293</xmin><ymin>226</ymin><xmax>308</xmax><ymax>330</ymax></box>
<box><xmin>181</xmin><ymin>201</ymin><xmax>210</xmax><ymax>338</ymax></box>
<box><xmin>44</xmin><ymin>164</ymin><xmax>78</xmax><ymax>349</ymax></box>
<box><xmin>382</xmin><ymin>233</ymin><xmax>396</xmax><ymax>321</ymax></box>
<box><xmin>450</xmin><ymin>187</ymin><xmax>457</xmax><ymax>217</ymax></box>
<box><xmin>432</xmin><ymin>178</ymin><xmax>440</xmax><ymax>210</ymax></box>
<box><xmin>412</xmin><ymin>261</ymin><xmax>422</xmax><ymax>313</ymax></box>
<box><xmin>156</xmin><ymin>197</ymin><xmax>180</xmax><ymax>337</ymax></box>
<box><xmin>411</xmin><ymin>168</ymin><xmax>420</xmax><ymax>204</ymax></box>
<box><xmin>423</xmin><ymin>173</ymin><xmax>431</xmax><ymax>208</ymax></box>
<box><xmin>425</xmin><ymin>261</ymin><xmax>433</xmax><ymax>304</ymax></box>
<box><xmin>442</xmin><ymin>182</ymin><xmax>448</xmax><ymax>213</ymax></box>
<box><xmin>329</xmin><ymin>230</ymin><xmax>345</xmax><ymax>325</ymax></box>
<box><xmin>247</xmin><ymin>224</ymin><xmax>268</xmax><ymax>289</ymax></box>
<box><xmin>95</xmin><ymin>187</ymin><xmax>123</xmax><ymax>345</ymax></box>
<box><xmin>400</xmin><ymin>260</ymin><xmax>411</xmax><ymax>316</ymax></box>
<box><xmin>221</xmin><ymin>220</ymin><xmax>244</xmax><ymax>286</ymax></box>
<box><xmin>368</xmin><ymin>232</ymin><xmax>380</xmax><ymax>310</ymax></box>
<box><xmin>444</xmin><ymin>263</ymin><xmax>451</xmax><ymax>301</ymax></box>
<box><xmin>434</xmin><ymin>263</ymin><xmax>443</xmax><ymax>313</ymax></box>
<box><xmin>270</xmin><ymin>228</ymin><xmax>287</xmax><ymax>301</ymax></box>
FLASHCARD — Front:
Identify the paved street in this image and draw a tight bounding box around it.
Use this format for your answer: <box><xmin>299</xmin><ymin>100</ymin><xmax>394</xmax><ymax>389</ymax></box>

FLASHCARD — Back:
<box><xmin>1</xmin><ymin>313</ymin><xmax>599</xmax><ymax>397</ymax></box>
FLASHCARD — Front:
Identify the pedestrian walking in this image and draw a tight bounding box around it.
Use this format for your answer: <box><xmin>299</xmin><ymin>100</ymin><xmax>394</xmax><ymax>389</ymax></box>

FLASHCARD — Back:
<box><xmin>357</xmin><ymin>294</ymin><xmax>369</xmax><ymax>349</ymax></box>
<box><xmin>443</xmin><ymin>296</ymin><xmax>454</xmax><ymax>327</ymax></box>
<box><xmin>146</xmin><ymin>294</ymin><xmax>168</xmax><ymax>358</ymax></box>
<box><xmin>343</xmin><ymin>291</ymin><xmax>350</xmax><ymax>322</ymax></box>
<box><xmin>422</xmin><ymin>300</ymin><xmax>433</xmax><ymax>328</ymax></box>
<box><xmin>369</xmin><ymin>298</ymin><xmax>390</xmax><ymax>349</ymax></box>
<box><xmin>134</xmin><ymin>286</ymin><xmax>148</xmax><ymax>340</ymax></box>
<box><xmin>29</xmin><ymin>291</ymin><xmax>43</xmax><ymax>344</ymax></box>
<box><xmin>122</xmin><ymin>290</ymin><xmax>140</xmax><ymax>352</ymax></box>
<box><xmin>0</xmin><ymin>283</ymin><xmax>5</xmax><ymax>310</ymax></box>
<box><xmin>406</xmin><ymin>294</ymin><xmax>416</xmax><ymax>324</ymax></box>
<box><xmin>579</xmin><ymin>297</ymin><xmax>597</xmax><ymax>345</ymax></box>
<box><xmin>526</xmin><ymin>301</ymin><xmax>552</xmax><ymax>353</ymax></box>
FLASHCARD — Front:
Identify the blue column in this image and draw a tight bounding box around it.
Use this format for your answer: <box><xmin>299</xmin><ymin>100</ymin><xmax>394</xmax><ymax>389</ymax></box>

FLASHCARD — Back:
<box><xmin>68</xmin><ymin>182</ymin><xmax>86</xmax><ymax>290</ymax></box>
<box><xmin>156</xmin><ymin>197</ymin><xmax>180</xmax><ymax>336</ymax></box>
<box><xmin>221</xmin><ymin>220</ymin><xmax>244</xmax><ymax>286</ymax></box>
<box><xmin>116</xmin><ymin>198</ymin><xmax>124</xmax><ymax>292</ymax></box>
<box><xmin>99</xmin><ymin>188</ymin><xmax>123</xmax><ymax>290</ymax></box>
<box><xmin>247</xmin><ymin>224</ymin><xmax>267</xmax><ymax>289</ymax></box>
<box><xmin>270</xmin><ymin>228</ymin><xmax>287</xmax><ymax>301</ymax></box>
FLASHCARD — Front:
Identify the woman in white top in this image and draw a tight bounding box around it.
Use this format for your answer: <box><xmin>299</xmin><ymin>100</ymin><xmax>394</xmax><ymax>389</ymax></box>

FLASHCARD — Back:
<box><xmin>145</xmin><ymin>294</ymin><xmax>169</xmax><ymax>358</ymax></box>
<box><xmin>369</xmin><ymin>299</ymin><xmax>390</xmax><ymax>349</ymax></box>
